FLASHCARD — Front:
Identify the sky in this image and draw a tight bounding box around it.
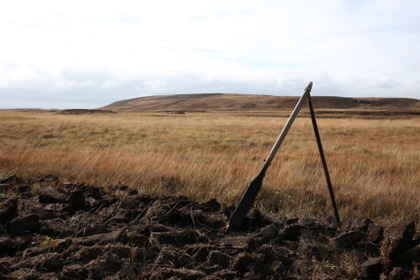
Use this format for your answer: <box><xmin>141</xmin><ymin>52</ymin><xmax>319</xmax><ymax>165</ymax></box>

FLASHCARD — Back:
<box><xmin>1</xmin><ymin>0</ymin><xmax>420</xmax><ymax>109</ymax></box>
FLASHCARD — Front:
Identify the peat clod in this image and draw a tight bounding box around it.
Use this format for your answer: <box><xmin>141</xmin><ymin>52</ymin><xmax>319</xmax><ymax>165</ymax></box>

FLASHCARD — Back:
<box><xmin>329</xmin><ymin>230</ymin><xmax>365</xmax><ymax>249</ymax></box>
<box><xmin>358</xmin><ymin>257</ymin><xmax>383</xmax><ymax>279</ymax></box>
<box><xmin>0</xmin><ymin>175</ymin><xmax>418</xmax><ymax>279</ymax></box>
<box><xmin>7</xmin><ymin>214</ymin><xmax>40</xmax><ymax>237</ymax></box>
<box><xmin>0</xmin><ymin>198</ymin><xmax>17</xmax><ymax>225</ymax></box>
<box><xmin>381</xmin><ymin>220</ymin><xmax>417</xmax><ymax>268</ymax></box>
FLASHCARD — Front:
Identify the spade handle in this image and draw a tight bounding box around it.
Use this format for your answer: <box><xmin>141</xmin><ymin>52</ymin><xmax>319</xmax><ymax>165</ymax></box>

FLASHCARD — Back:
<box><xmin>262</xmin><ymin>81</ymin><xmax>313</xmax><ymax>170</ymax></box>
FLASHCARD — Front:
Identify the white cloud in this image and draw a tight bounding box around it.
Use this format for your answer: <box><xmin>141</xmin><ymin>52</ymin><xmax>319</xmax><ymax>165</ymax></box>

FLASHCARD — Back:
<box><xmin>0</xmin><ymin>0</ymin><xmax>419</xmax><ymax>108</ymax></box>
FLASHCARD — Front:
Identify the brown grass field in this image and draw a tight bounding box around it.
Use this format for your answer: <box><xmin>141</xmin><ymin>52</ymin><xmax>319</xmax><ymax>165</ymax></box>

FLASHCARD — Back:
<box><xmin>0</xmin><ymin>108</ymin><xmax>419</xmax><ymax>225</ymax></box>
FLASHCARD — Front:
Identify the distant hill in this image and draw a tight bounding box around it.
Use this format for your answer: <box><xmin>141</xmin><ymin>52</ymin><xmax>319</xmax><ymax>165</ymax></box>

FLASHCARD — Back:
<box><xmin>101</xmin><ymin>93</ymin><xmax>420</xmax><ymax>112</ymax></box>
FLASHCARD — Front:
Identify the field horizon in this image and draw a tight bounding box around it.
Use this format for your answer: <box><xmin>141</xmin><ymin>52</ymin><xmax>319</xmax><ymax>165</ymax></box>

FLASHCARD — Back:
<box><xmin>100</xmin><ymin>93</ymin><xmax>420</xmax><ymax>114</ymax></box>
<box><xmin>1</xmin><ymin>99</ymin><xmax>419</xmax><ymax>226</ymax></box>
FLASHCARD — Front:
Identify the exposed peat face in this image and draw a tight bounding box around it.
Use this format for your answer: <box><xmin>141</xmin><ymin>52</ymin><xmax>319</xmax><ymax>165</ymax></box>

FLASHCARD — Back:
<box><xmin>0</xmin><ymin>175</ymin><xmax>418</xmax><ymax>279</ymax></box>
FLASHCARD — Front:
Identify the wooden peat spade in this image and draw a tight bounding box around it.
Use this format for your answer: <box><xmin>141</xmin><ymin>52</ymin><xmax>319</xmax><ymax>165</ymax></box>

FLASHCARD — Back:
<box><xmin>226</xmin><ymin>82</ymin><xmax>341</xmax><ymax>232</ymax></box>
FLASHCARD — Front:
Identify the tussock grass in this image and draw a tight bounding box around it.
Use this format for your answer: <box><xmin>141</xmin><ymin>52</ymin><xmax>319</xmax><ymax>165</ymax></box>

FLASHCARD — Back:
<box><xmin>0</xmin><ymin>110</ymin><xmax>419</xmax><ymax>225</ymax></box>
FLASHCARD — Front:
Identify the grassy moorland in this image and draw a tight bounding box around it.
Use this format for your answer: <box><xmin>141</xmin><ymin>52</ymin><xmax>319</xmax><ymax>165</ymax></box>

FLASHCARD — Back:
<box><xmin>0</xmin><ymin>109</ymin><xmax>419</xmax><ymax>225</ymax></box>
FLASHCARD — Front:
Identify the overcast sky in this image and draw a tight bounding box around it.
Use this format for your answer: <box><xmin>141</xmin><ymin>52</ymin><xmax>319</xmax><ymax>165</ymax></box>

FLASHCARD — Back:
<box><xmin>1</xmin><ymin>0</ymin><xmax>419</xmax><ymax>109</ymax></box>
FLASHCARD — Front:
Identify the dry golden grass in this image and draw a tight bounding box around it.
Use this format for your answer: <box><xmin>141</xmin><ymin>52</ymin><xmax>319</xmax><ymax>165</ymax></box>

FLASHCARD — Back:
<box><xmin>0</xmin><ymin>109</ymin><xmax>419</xmax><ymax>225</ymax></box>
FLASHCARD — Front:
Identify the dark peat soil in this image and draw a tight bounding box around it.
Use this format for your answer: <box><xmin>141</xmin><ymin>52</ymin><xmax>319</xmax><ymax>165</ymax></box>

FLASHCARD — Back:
<box><xmin>0</xmin><ymin>175</ymin><xmax>419</xmax><ymax>280</ymax></box>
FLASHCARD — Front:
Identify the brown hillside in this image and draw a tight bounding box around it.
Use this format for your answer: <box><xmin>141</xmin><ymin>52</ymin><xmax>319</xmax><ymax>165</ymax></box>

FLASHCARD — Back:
<box><xmin>101</xmin><ymin>93</ymin><xmax>420</xmax><ymax>112</ymax></box>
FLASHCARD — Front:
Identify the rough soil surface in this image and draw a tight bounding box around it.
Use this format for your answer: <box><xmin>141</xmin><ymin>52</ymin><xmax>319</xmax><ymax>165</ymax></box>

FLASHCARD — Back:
<box><xmin>0</xmin><ymin>175</ymin><xmax>419</xmax><ymax>279</ymax></box>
